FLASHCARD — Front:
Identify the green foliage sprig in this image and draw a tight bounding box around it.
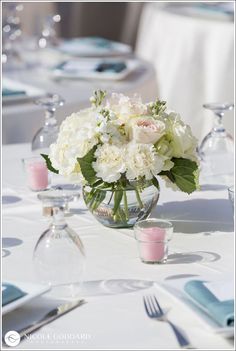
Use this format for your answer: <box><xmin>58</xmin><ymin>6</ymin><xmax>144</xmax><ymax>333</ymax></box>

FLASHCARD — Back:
<box><xmin>90</xmin><ymin>90</ymin><xmax>107</xmax><ymax>108</ymax></box>
<box><xmin>149</xmin><ymin>99</ymin><xmax>167</xmax><ymax>116</ymax></box>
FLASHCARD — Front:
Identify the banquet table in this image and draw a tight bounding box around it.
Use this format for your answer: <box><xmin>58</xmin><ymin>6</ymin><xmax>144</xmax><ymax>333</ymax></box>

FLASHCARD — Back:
<box><xmin>2</xmin><ymin>143</ymin><xmax>234</xmax><ymax>350</ymax></box>
<box><xmin>2</xmin><ymin>54</ymin><xmax>158</xmax><ymax>145</ymax></box>
<box><xmin>136</xmin><ymin>3</ymin><xmax>234</xmax><ymax>142</ymax></box>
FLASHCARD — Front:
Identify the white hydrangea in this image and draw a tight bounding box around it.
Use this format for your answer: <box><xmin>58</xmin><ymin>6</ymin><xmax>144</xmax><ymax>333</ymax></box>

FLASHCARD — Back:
<box><xmin>49</xmin><ymin>108</ymin><xmax>98</xmax><ymax>177</ymax></box>
<box><xmin>92</xmin><ymin>144</ymin><xmax>126</xmax><ymax>183</ymax></box>
<box><xmin>125</xmin><ymin>143</ymin><xmax>164</xmax><ymax>180</ymax></box>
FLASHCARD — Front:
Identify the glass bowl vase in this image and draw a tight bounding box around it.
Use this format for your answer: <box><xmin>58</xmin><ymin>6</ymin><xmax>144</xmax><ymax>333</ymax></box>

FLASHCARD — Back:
<box><xmin>82</xmin><ymin>180</ymin><xmax>159</xmax><ymax>228</ymax></box>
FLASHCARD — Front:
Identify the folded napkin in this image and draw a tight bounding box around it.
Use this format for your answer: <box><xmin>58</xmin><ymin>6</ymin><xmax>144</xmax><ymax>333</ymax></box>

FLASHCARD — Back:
<box><xmin>55</xmin><ymin>60</ymin><xmax>127</xmax><ymax>74</ymax></box>
<box><xmin>96</xmin><ymin>62</ymin><xmax>126</xmax><ymax>73</ymax></box>
<box><xmin>2</xmin><ymin>283</ymin><xmax>27</xmax><ymax>306</ymax></box>
<box><xmin>2</xmin><ymin>88</ymin><xmax>26</xmax><ymax>97</ymax></box>
<box><xmin>184</xmin><ymin>280</ymin><xmax>234</xmax><ymax>327</ymax></box>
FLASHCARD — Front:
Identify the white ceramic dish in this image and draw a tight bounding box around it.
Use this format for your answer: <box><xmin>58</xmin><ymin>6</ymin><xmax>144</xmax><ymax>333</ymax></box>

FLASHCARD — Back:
<box><xmin>2</xmin><ymin>281</ymin><xmax>50</xmax><ymax>315</ymax></box>
<box><xmin>53</xmin><ymin>58</ymin><xmax>141</xmax><ymax>81</ymax></box>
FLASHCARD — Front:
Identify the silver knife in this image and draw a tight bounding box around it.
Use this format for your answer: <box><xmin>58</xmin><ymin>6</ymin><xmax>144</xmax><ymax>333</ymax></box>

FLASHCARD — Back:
<box><xmin>4</xmin><ymin>299</ymin><xmax>86</xmax><ymax>344</ymax></box>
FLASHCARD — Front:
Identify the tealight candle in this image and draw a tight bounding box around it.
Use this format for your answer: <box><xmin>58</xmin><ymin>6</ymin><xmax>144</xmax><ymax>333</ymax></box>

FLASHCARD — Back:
<box><xmin>23</xmin><ymin>157</ymin><xmax>50</xmax><ymax>191</ymax></box>
<box><xmin>134</xmin><ymin>219</ymin><xmax>173</xmax><ymax>264</ymax></box>
<box><xmin>139</xmin><ymin>227</ymin><xmax>166</xmax><ymax>262</ymax></box>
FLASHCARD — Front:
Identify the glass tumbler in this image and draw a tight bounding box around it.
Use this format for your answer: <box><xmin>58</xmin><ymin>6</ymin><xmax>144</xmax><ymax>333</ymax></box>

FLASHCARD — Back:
<box><xmin>134</xmin><ymin>218</ymin><xmax>173</xmax><ymax>264</ymax></box>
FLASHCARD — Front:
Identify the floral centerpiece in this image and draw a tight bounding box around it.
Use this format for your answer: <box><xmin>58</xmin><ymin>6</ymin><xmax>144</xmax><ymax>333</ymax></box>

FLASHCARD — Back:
<box><xmin>42</xmin><ymin>91</ymin><xmax>199</xmax><ymax>228</ymax></box>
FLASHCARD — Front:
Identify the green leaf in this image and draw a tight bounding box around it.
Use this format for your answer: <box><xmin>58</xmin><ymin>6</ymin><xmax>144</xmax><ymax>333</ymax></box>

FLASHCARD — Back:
<box><xmin>113</xmin><ymin>189</ymin><xmax>123</xmax><ymax>215</ymax></box>
<box><xmin>41</xmin><ymin>154</ymin><xmax>59</xmax><ymax>174</ymax></box>
<box><xmin>160</xmin><ymin>158</ymin><xmax>199</xmax><ymax>194</ymax></box>
<box><xmin>77</xmin><ymin>147</ymin><xmax>98</xmax><ymax>185</ymax></box>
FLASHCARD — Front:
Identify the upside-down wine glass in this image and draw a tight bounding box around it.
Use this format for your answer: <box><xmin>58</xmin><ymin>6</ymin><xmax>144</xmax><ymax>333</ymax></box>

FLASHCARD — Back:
<box><xmin>33</xmin><ymin>189</ymin><xmax>85</xmax><ymax>298</ymax></box>
<box><xmin>199</xmin><ymin>103</ymin><xmax>234</xmax><ymax>185</ymax></box>
<box><xmin>32</xmin><ymin>93</ymin><xmax>64</xmax><ymax>154</ymax></box>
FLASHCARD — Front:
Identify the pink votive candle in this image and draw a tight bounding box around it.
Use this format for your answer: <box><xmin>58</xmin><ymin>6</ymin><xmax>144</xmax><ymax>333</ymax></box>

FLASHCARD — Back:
<box><xmin>139</xmin><ymin>227</ymin><xmax>166</xmax><ymax>263</ymax></box>
<box><xmin>135</xmin><ymin>219</ymin><xmax>173</xmax><ymax>264</ymax></box>
<box><xmin>26</xmin><ymin>161</ymin><xmax>49</xmax><ymax>191</ymax></box>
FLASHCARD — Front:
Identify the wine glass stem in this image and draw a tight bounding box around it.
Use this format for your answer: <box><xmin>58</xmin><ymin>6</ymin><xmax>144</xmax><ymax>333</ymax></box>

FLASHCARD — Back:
<box><xmin>45</xmin><ymin>110</ymin><xmax>57</xmax><ymax>127</ymax></box>
<box><xmin>52</xmin><ymin>206</ymin><xmax>67</xmax><ymax>229</ymax></box>
<box><xmin>214</xmin><ymin>112</ymin><xmax>225</xmax><ymax>133</ymax></box>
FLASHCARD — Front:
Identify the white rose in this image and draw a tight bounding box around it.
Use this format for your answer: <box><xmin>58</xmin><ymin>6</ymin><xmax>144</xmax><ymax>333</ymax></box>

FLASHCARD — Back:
<box><xmin>92</xmin><ymin>144</ymin><xmax>126</xmax><ymax>183</ymax></box>
<box><xmin>129</xmin><ymin>117</ymin><xmax>165</xmax><ymax>144</ymax></box>
<box><xmin>106</xmin><ymin>93</ymin><xmax>148</xmax><ymax>121</ymax></box>
<box><xmin>125</xmin><ymin>143</ymin><xmax>164</xmax><ymax>180</ymax></box>
<box><xmin>155</xmin><ymin>137</ymin><xmax>174</xmax><ymax>171</ymax></box>
<box><xmin>165</xmin><ymin>112</ymin><xmax>198</xmax><ymax>161</ymax></box>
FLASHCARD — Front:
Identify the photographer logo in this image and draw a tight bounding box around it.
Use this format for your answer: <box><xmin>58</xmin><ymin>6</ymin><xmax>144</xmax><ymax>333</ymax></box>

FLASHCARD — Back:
<box><xmin>4</xmin><ymin>331</ymin><xmax>21</xmax><ymax>347</ymax></box>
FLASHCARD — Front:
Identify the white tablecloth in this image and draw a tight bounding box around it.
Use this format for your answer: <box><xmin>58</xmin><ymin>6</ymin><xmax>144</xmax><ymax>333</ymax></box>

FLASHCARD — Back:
<box><xmin>2</xmin><ymin>56</ymin><xmax>158</xmax><ymax>145</ymax></box>
<box><xmin>136</xmin><ymin>3</ymin><xmax>234</xmax><ymax>141</ymax></box>
<box><xmin>2</xmin><ymin>143</ymin><xmax>234</xmax><ymax>349</ymax></box>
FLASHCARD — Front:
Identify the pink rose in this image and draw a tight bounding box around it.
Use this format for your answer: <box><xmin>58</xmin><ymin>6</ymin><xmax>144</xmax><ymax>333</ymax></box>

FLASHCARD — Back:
<box><xmin>130</xmin><ymin>117</ymin><xmax>165</xmax><ymax>144</ymax></box>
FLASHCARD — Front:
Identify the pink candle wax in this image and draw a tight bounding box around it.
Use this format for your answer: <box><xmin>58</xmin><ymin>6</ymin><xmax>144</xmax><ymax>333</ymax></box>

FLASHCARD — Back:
<box><xmin>27</xmin><ymin>161</ymin><xmax>49</xmax><ymax>191</ymax></box>
<box><xmin>139</xmin><ymin>227</ymin><xmax>166</xmax><ymax>262</ymax></box>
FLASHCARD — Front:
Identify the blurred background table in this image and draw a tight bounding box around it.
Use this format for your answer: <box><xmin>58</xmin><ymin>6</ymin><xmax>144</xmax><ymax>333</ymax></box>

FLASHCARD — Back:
<box><xmin>2</xmin><ymin>59</ymin><xmax>157</xmax><ymax>144</ymax></box>
<box><xmin>136</xmin><ymin>2</ymin><xmax>234</xmax><ymax>142</ymax></box>
<box><xmin>2</xmin><ymin>2</ymin><xmax>234</xmax><ymax>145</ymax></box>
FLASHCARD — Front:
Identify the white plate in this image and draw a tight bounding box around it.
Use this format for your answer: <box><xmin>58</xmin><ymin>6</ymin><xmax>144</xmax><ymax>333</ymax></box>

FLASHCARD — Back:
<box><xmin>53</xmin><ymin>58</ymin><xmax>141</xmax><ymax>81</ymax></box>
<box><xmin>2</xmin><ymin>78</ymin><xmax>46</xmax><ymax>104</ymax></box>
<box><xmin>155</xmin><ymin>279</ymin><xmax>234</xmax><ymax>338</ymax></box>
<box><xmin>2</xmin><ymin>281</ymin><xmax>50</xmax><ymax>315</ymax></box>
<box><xmin>58</xmin><ymin>38</ymin><xmax>131</xmax><ymax>57</ymax></box>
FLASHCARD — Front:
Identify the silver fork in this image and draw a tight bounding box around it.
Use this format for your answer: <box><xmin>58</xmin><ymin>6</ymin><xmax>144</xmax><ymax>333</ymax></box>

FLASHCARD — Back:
<box><xmin>143</xmin><ymin>295</ymin><xmax>194</xmax><ymax>349</ymax></box>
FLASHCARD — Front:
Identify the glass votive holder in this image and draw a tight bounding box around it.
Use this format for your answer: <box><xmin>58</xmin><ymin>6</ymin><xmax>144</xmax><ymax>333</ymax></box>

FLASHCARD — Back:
<box><xmin>228</xmin><ymin>186</ymin><xmax>234</xmax><ymax>212</ymax></box>
<box><xmin>22</xmin><ymin>156</ymin><xmax>50</xmax><ymax>191</ymax></box>
<box><xmin>134</xmin><ymin>218</ymin><xmax>173</xmax><ymax>264</ymax></box>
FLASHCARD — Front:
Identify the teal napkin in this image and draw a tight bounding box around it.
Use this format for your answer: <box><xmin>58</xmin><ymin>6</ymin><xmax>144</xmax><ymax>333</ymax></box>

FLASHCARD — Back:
<box><xmin>2</xmin><ymin>88</ymin><xmax>26</xmax><ymax>97</ymax></box>
<box><xmin>184</xmin><ymin>280</ymin><xmax>234</xmax><ymax>327</ymax></box>
<box><xmin>2</xmin><ymin>283</ymin><xmax>27</xmax><ymax>306</ymax></box>
<box><xmin>55</xmin><ymin>61</ymin><xmax>126</xmax><ymax>74</ymax></box>
<box><xmin>96</xmin><ymin>62</ymin><xmax>126</xmax><ymax>73</ymax></box>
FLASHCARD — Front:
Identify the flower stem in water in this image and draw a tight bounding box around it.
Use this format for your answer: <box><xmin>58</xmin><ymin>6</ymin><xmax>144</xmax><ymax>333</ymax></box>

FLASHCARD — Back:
<box><xmin>135</xmin><ymin>187</ymin><xmax>143</xmax><ymax>209</ymax></box>
<box><xmin>123</xmin><ymin>190</ymin><xmax>129</xmax><ymax>221</ymax></box>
